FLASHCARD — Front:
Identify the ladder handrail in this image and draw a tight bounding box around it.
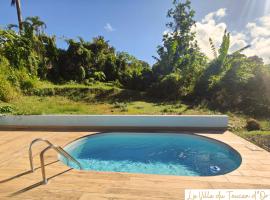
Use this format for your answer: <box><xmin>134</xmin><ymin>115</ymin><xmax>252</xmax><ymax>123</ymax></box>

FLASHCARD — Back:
<box><xmin>28</xmin><ymin>138</ymin><xmax>83</xmax><ymax>184</ymax></box>
<box><xmin>29</xmin><ymin>138</ymin><xmax>54</xmax><ymax>172</ymax></box>
<box><xmin>57</xmin><ymin>146</ymin><xmax>82</xmax><ymax>169</ymax></box>
<box><xmin>39</xmin><ymin>144</ymin><xmax>82</xmax><ymax>184</ymax></box>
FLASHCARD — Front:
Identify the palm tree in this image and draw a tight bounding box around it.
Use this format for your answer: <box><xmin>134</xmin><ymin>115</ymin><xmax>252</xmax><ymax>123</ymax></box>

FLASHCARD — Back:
<box><xmin>11</xmin><ymin>0</ymin><xmax>23</xmax><ymax>33</ymax></box>
<box><xmin>25</xmin><ymin>16</ymin><xmax>47</xmax><ymax>35</ymax></box>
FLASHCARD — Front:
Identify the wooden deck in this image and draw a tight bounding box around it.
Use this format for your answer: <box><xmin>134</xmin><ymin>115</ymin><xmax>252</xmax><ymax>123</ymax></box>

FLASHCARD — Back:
<box><xmin>0</xmin><ymin>131</ymin><xmax>269</xmax><ymax>200</ymax></box>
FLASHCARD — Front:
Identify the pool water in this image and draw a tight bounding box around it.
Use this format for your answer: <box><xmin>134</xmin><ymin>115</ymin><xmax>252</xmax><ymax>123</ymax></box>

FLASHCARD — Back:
<box><xmin>59</xmin><ymin>132</ymin><xmax>241</xmax><ymax>176</ymax></box>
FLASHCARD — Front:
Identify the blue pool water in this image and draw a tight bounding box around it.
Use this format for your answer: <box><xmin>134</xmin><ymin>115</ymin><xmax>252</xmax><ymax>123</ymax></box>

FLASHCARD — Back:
<box><xmin>59</xmin><ymin>132</ymin><xmax>241</xmax><ymax>176</ymax></box>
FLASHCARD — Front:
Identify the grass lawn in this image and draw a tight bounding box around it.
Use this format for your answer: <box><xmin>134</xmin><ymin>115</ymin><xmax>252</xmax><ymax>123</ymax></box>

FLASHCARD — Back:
<box><xmin>236</xmin><ymin>131</ymin><xmax>270</xmax><ymax>151</ymax></box>
<box><xmin>0</xmin><ymin>82</ymin><xmax>269</xmax><ymax>152</ymax></box>
<box><xmin>0</xmin><ymin>96</ymin><xmax>220</xmax><ymax>115</ymax></box>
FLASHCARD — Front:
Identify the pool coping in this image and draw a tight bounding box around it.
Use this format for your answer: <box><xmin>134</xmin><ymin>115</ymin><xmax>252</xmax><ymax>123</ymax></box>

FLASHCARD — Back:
<box><xmin>0</xmin><ymin>115</ymin><xmax>228</xmax><ymax>131</ymax></box>
<box><xmin>0</xmin><ymin>130</ymin><xmax>269</xmax><ymax>199</ymax></box>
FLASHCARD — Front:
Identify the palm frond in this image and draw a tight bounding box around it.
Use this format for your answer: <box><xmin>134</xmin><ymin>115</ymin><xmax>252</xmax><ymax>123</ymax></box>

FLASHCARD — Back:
<box><xmin>231</xmin><ymin>45</ymin><xmax>251</xmax><ymax>55</ymax></box>
<box><xmin>11</xmin><ymin>0</ymin><xmax>16</xmax><ymax>6</ymax></box>
<box><xmin>218</xmin><ymin>30</ymin><xmax>230</xmax><ymax>62</ymax></box>
<box><xmin>7</xmin><ymin>24</ymin><xmax>18</xmax><ymax>30</ymax></box>
<box><xmin>209</xmin><ymin>38</ymin><xmax>217</xmax><ymax>58</ymax></box>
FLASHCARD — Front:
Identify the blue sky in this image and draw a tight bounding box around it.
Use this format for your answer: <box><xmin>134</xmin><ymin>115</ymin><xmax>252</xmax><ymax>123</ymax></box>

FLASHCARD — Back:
<box><xmin>1</xmin><ymin>0</ymin><xmax>270</xmax><ymax>64</ymax></box>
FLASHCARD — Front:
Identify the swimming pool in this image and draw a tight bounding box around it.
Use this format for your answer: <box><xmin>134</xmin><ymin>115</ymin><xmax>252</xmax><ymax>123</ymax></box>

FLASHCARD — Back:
<box><xmin>59</xmin><ymin>132</ymin><xmax>241</xmax><ymax>176</ymax></box>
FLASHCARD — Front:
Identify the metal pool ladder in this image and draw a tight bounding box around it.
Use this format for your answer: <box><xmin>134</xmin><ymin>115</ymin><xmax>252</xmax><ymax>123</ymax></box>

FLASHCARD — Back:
<box><xmin>29</xmin><ymin>138</ymin><xmax>82</xmax><ymax>184</ymax></box>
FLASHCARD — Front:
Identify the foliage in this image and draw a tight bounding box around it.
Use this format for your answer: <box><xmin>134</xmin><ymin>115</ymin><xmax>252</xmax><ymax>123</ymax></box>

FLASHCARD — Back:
<box><xmin>77</xmin><ymin>66</ymin><xmax>86</xmax><ymax>82</ymax></box>
<box><xmin>49</xmin><ymin>37</ymin><xmax>150</xmax><ymax>90</ymax></box>
<box><xmin>0</xmin><ymin>57</ymin><xmax>18</xmax><ymax>102</ymax></box>
<box><xmin>194</xmin><ymin>30</ymin><xmax>231</xmax><ymax>97</ymax></box>
<box><xmin>149</xmin><ymin>71</ymin><xmax>181</xmax><ymax>99</ymax></box>
<box><xmin>113</xmin><ymin>102</ymin><xmax>128</xmax><ymax>112</ymax></box>
<box><xmin>246</xmin><ymin>118</ymin><xmax>261</xmax><ymax>131</ymax></box>
<box><xmin>152</xmin><ymin>0</ymin><xmax>207</xmax><ymax>97</ymax></box>
<box><xmin>1</xmin><ymin>3</ymin><xmax>270</xmax><ymax>120</ymax></box>
<box><xmin>0</xmin><ymin>105</ymin><xmax>14</xmax><ymax>113</ymax></box>
<box><xmin>193</xmin><ymin>30</ymin><xmax>270</xmax><ymax>116</ymax></box>
<box><xmin>0</xmin><ymin>16</ymin><xmax>153</xmax><ymax>101</ymax></box>
<box><xmin>120</xmin><ymin>53</ymin><xmax>153</xmax><ymax>91</ymax></box>
<box><xmin>3</xmin><ymin>2</ymin><xmax>270</xmax><ymax>152</ymax></box>
<box><xmin>93</xmin><ymin>71</ymin><xmax>106</xmax><ymax>82</ymax></box>
<box><xmin>0</xmin><ymin>76</ymin><xmax>17</xmax><ymax>102</ymax></box>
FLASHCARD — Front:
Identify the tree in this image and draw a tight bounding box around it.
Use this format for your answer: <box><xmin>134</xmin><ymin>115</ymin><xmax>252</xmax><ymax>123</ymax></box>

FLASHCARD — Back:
<box><xmin>115</xmin><ymin>52</ymin><xmax>153</xmax><ymax>91</ymax></box>
<box><xmin>191</xmin><ymin>30</ymin><xmax>270</xmax><ymax>116</ymax></box>
<box><xmin>209</xmin><ymin>54</ymin><xmax>270</xmax><ymax>116</ymax></box>
<box><xmin>194</xmin><ymin>30</ymin><xmax>251</xmax><ymax>98</ymax></box>
<box><xmin>11</xmin><ymin>0</ymin><xmax>23</xmax><ymax>33</ymax></box>
<box><xmin>153</xmin><ymin>0</ymin><xmax>207</xmax><ymax>96</ymax></box>
<box><xmin>24</xmin><ymin>16</ymin><xmax>47</xmax><ymax>35</ymax></box>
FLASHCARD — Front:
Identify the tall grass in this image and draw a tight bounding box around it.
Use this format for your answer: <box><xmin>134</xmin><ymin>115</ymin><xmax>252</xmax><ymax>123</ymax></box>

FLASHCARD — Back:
<box><xmin>0</xmin><ymin>58</ymin><xmax>18</xmax><ymax>101</ymax></box>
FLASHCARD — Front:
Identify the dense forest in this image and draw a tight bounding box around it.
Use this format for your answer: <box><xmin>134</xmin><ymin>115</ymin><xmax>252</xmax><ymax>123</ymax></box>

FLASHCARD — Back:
<box><xmin>1</xmin><ymin>0</ymin><xmax>270</xmax><ymax>118</ymax></box>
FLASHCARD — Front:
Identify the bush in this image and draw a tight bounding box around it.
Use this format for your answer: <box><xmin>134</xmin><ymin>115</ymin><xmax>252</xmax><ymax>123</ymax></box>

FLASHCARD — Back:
<box><xmin>246</xmin><ymin>118</ymin><xmax>261</xmax><ymax>131</ymax></box>
<box><xmin>93</xmin><ymin>72</ymin><xmax>106</xmax><ymax>82</ymax></box>
<box><xmin>0</xmin><ymin>77</ymin><xmax>17</xmax><ymax>102</ymax></box>
<box><xmin>109</xmin><ymin>80</ymin><xmax>123</xmax><ymax>88</ymax></box>
<box><xmin>77</xmin><ymin>66</ymin><xmax>86</xmax><ymax>82</ymax></box>
<box><xmin>21</xmin><ymin>79</ymin><xmax>35</xmax><ymax>90</ymax></box>
<box><xmin>148</xmin><ymin>72</ymin><xmax>181</xmax><ymax>99</ymax></box>
<box><xmin>113</xmin><ymin>102</ymin><xmax>128</xmax><ymax>112</ymax></box>
<box><xmin>161</xmin><ymin>107</ymin><xmax>174</xmax><ymax>114</ymax></box>
<box><xmin>32</xmin><ymin>88</ymin><xmax>56</xmax><ymax>96</ymax></box>
<box><xmin>0</xmin><ymin>105</ymin><xmax>14</xmax><ymax>113</ymax></box>
<box><xmin>20</xmin><ymin>78</ymin><xmax>40</xmax><ymax>94</ymax></box>
<box><xmin>83</xmin><ymin>78</ymin><xmax>95</xmax><ymax>86</ymax></box>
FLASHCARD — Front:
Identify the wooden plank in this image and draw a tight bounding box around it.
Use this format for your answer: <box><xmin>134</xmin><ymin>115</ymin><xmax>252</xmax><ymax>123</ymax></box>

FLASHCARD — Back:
<box><xmin>0</xmin><ymin>131</ymin><xmax>269</xmax><ymax>200</ymax></box>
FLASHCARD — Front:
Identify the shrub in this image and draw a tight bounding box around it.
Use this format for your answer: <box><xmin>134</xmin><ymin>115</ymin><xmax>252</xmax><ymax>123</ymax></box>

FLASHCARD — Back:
<box><xmin>77</xmin><ymin>66</ymin><xmax>86</xmax><ymax>82</ymax></box>
<box><xmin>161</xmin><ymin>108</ymin><xmax>172</xmax><ymax>113</ymax></box>
<box><xmin>149</xmin><ymin>72</ymin><xmax>181</xmax><ymax>99</ymax></box>
<box><xmin>109</xmin><ymin>80</ymin><xmax>123</xmax><ymax>88</ymax></box>
<box><xmin>93</xmin><ymin>72</ymin><xmax>106</xmax><ymax>82</ymax></box>
<box><xmin>0</xmin><ymin>77</ymin><xmax>17</xmax><ymax>102</ymax></box>
<box><xmin>246</xmin><ymin>118</ymin><xmax>261</xmax><ymax>131</ymax></box>
<box><xmin>0</xmin><ymin>105</ymin><xmax>14</xmax><ymax>113</ymax></box>
<box><xmin>32</xmin><ymin>88</ymin><xmax>56</xmax><ymax>96</ymax></box>
<box><xmin>83</xmin><ymin>78</ymin><xmax>95</xmax><ymax>86</ymax></box>
<box><xmin>20</xmin><ymin>78</ymin><xmax>38</xmax><ymax>92</ymax></box>
<box><xmin>7</xmin><ymin>73</ymin><xmax>20</xmax><ymax>88</ymax></box>
<box><xmin>113</xmin><ymin>102</ymin><xmax>128</xmax><ymax>112</ymax></box>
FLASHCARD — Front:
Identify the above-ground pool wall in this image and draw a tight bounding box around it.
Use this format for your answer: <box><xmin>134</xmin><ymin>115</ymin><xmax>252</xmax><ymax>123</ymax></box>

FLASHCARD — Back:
<box><xmin>0</xmin><ymin>115</ymin><xmax>228</xmax><ymax>131</ymax></box>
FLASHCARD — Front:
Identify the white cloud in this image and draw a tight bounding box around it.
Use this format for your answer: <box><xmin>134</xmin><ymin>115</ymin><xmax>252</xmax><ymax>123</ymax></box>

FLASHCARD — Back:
<box><xmin>229</xmin><ymin>32</ymin><xmax>248</xmax><ymax>52</ymax></box>
<box><xmin>104</xmin><ymin>23</ymin><xmax>115</xmax><ymax>32</ymax></box>
<box><xmin>194</xmin><ymin>9</ymin><xmax>270</xmax><ymax>63</ymax></box>
<box><xmin>246</xmin><ymin>15</ymin><xmax>270</xmax><ymax>38</ymax></box>
<box><xmin>195</xmin><ymin>9</ymin><xmax>229</xmax><ymax>59</ymax></box>
<box><xmin>216</xmin><ymin>8</ymin><xmax>226</xmax><ymax>18</ymax></box>
<box><xmin>202</xmin><ymin>8</ymin><xmax>226</xmax><ymax>23</ymax></box>
<box><xmin>244</xmin><ymin>15</ymin><xmax>270</xmax><ymax>63</ymax></box>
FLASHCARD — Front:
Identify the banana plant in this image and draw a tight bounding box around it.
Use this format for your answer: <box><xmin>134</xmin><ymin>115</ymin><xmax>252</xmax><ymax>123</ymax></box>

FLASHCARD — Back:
<box><xmin>195</xmin><ymin>30</ymin><xmax>251</xmax><ymax>96</ymax></box>
<box><xmin>209</xmin><ymin>30</ymin><xmax>251</xmax><ymax>64</ymax></box>
<box><xmin>207</xmin><ymin>30</ymin><xmax>251</xmax><ymax>88</ymax></box>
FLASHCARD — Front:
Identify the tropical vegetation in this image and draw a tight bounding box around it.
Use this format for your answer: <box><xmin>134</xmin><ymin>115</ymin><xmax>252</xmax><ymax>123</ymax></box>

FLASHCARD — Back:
<box><xmin>1</xmin><ymin>0</ymin><xmax>270</xmax><ymax>150</ymax></box>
